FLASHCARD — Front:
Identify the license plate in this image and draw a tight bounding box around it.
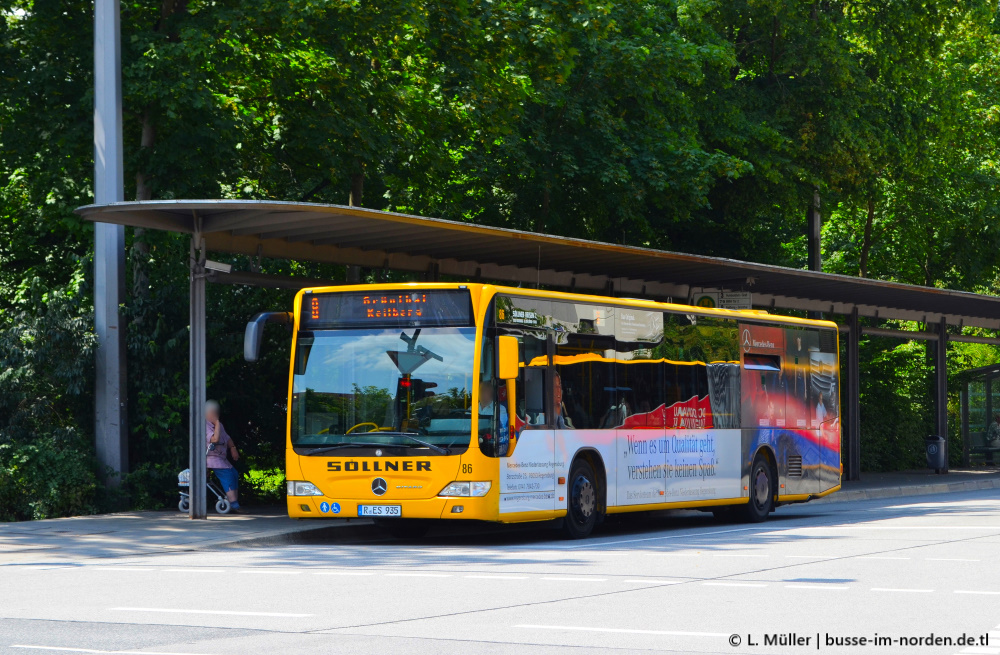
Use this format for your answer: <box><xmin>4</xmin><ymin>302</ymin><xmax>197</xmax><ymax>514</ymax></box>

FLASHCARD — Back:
<box><xmin>358</xmin><ymin>505</ymin><xmax>402</xmax><ymax>517</ymax></box>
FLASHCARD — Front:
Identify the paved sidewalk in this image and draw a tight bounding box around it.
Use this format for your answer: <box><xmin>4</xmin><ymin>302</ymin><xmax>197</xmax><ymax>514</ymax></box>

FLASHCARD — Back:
<box><xmin>0</xmin><ymin>507</ymin><xmax>367</xmax><ymax>564</ymax></box>
<box><xmin>816</xmin><ymin>467</ymin><xmax>1000</xmax><ymax>503</ymax></box>
<box><xmin>1</xmin><ymin>469</ymin><xmax>997</xmax><ymax>564</ymax></box>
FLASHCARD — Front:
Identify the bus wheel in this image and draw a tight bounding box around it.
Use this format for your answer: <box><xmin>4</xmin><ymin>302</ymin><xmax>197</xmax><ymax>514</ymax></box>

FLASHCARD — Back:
<box><xmin>563</xmin><ymin>459</ymin><xmax>600</xmax><ymax>539</ymax></box>
<box><xmin>740</xmin><ymin>454</ymin><xmax>775</xmax><ymax>523</ymax></box>
<box><xmin>375</xmin><ymin>518</ymin><xmax>430</xmax><ymax>539</ymax></box>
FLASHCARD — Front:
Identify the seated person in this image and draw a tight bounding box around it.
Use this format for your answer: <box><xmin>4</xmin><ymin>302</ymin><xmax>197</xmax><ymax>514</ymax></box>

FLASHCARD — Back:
<box><xmin>529</xmin><ymin>372</ymin><xmax>575</xmax><ymax>429</ymax></box>
<box><xmin>987</xmin><ymin>413</ymin><xmax>1000</xmax><ymax>448</ymax></box>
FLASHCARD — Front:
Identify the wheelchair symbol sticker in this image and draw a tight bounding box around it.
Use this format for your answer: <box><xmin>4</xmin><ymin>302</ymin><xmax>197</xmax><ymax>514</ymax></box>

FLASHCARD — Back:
<box><xmin>319</xmin><ymin>502</ymin><xmax>330</xmax><ymax>513</ymax></box>
<box><xmin>330</xmin><ymin>502</ymin><xmax>341</xmax><ymax>514</ymax></box>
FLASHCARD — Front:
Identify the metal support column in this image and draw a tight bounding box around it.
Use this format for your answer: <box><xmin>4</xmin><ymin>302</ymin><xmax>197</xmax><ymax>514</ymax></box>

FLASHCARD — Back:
<box><xmin>961</xmin><ymin>387</ymin><xmax>969</xmax><ymax>467</ymax></box>
<box><xmin>986</xmin><ymin>375</ymin><xmax>993</xmax><ymax>438</ymax></box>
<box><xmin>188</xmin><ymin>227</ymin><xmax>208</xmax><ymax>519</ymax></box>
<box><xmin>94</xmin><ymin>0</ymin><xmax>127</xmax><ymax>484</ymax></box>
<box><xmin>936</xmin><ymin>317</ymin><xmax>949</xmax><ymax>473</ymax></box>
<box><xmin>845</xmin><ymin>307</ymin><xmax>861</xmax><ymax>481</ymax></box>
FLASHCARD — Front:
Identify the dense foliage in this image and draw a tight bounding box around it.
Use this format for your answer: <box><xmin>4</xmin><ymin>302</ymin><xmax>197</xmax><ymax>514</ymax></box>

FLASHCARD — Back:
<box><xmin>1</xmin><ymin>0</ymin><xmax>998</xmax><ymax>517</ymax></box>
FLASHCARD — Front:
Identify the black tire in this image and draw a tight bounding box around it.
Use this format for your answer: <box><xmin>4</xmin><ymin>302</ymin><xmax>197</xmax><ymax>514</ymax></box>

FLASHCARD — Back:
<box><xmin>375</xmin><ymin>518</ymin><xmax>431</xmax><ymax>539</ymax></box>
<box><xmin>178</xmin><ymin>498</ymin><xmax>190</xmax><ymax>513</ymax></box>
<box><xmin>562</xmin><ymin>458</ymin><xmax>600</xmax><ymax>539</ymax></box>
<box><xmin>739</xmin><ymin>453</ymin><xmax>775</xmax><ymax>523</ymax></box>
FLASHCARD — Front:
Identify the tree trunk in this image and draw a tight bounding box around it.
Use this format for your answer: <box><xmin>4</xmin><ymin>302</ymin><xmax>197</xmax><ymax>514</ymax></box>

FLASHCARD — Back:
<box><xmin>130</xmin><ymin>0</ymin><xmax>188</xmax><ymax>299</ymax></box>
<box><xmin>346</xmin><ymin>165</ymin><xmax>364</xmax><ymax>283</ymax></box>
<box><xmin>130</xmin><ymin>109</ymin><xmax>157</xmax><ymax>298</ymax></box>
<box><xmin>349</xmin><ymin>166</ymin><xmax>364</xmax><ymax>208</ymax></box>
<box><xmin>538</xmin><ymin>186</ymin><xmax>550</xmax><ymax>233</ymax></box>
<box><xmin>859</xmin><ymin>198</ymin><xmax>875</xmax><ymax>278</ymax></box>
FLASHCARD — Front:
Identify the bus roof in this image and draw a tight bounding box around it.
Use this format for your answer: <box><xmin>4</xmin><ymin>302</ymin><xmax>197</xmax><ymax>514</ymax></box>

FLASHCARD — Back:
<box><xmin>298</xmin><ymin>282</ymin><xmax>840</xmax><ymax>331</ymax></box>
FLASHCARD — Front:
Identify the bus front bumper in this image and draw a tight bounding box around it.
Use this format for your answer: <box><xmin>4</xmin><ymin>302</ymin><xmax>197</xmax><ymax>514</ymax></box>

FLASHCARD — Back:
<box><xmin>287</xmin><ymin>495</ymin><xmax>494</xmax><ymax>520</ymax></box>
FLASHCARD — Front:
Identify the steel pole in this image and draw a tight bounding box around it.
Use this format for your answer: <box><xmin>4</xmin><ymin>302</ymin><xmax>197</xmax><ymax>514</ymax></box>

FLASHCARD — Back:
<box><xmin>846</xmin><ymin>307</ymin><xmax>861</xmax><ymax>481</ymax></box>
<box><xmin>188</xmin><ymin>233</ymin><xmax>208</xmax><ymax>519</ymax></box>
<box><xmin>936</xmin><ymin>318</ymin><xmax>949</xmax><ymax>473</ymax></box>
<box><xmin>94</xmin><ymin>0</ymin><xmax>127</xmax><ymax>484</ymax></box>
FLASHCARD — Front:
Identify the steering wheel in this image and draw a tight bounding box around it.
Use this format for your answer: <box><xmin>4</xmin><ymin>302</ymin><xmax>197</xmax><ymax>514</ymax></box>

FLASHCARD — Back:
<box><xmin>346</xmin><ymin>422</ymin><xmax>380</xmax><ymax>434</ymax></box>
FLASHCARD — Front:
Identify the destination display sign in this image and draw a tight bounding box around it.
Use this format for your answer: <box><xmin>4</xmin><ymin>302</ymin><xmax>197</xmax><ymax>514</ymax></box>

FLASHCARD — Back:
<box><xmin>301</xmin><ymin>289</ymin><xmax>473</xmax><ymax>328</ymax></box>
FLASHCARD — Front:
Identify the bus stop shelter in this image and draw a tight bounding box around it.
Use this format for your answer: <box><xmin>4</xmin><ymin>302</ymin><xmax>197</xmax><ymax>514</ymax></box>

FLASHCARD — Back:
<box><xmin>959</xmin><ymin>363</ymin><xmax>1000</xmax><ymax>465</ymax></box>
<box><xmin>77</xmin><ymin>200</ymin><xmax>1000</xmax><ymax>517</ymax></box>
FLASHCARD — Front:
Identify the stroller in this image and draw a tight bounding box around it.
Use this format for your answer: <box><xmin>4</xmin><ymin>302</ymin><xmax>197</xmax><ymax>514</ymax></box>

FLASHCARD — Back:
<box><xmin>177</xmin><ymin>468</ymin><xmax>233</xmax><ymax>514</ymax></box>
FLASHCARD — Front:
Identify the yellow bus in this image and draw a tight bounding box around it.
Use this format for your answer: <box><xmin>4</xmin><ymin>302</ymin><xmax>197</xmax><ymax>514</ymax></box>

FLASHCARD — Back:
<box><xmin>244</xmin><ymin>283</ymin><xmax>841</xmax><ymax>538</ymax></box>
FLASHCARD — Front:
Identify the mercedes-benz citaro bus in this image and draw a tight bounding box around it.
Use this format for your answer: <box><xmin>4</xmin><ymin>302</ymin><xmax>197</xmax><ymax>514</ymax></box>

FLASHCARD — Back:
<box><xmin>244</xmin><ymin>283</ymin><xmax>841</xmax><ymax>539</ymax></box>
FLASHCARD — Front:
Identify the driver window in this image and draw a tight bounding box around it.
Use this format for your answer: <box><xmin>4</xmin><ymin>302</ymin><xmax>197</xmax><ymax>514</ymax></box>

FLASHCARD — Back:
<box><xmin>478</xmin><ymin>329</ymin><xmax>505</xmax><ymax>457</ymax></box>
<box><xmin>478</xmin><ymin>325</ymin><xmax>547</xmax><ymax>457</ymax></box>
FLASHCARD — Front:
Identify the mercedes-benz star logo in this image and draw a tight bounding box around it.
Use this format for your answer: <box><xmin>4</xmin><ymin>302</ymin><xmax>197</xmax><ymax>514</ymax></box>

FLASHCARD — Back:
<box><xmin>742</xmin><ymin>328</ymin><xmax>752</xmax><ymax>353</ymax></box>
<box><xmin>371</xmin><ymin>477</ymin><xmax>388</xmax><ymax>496</ymax></box>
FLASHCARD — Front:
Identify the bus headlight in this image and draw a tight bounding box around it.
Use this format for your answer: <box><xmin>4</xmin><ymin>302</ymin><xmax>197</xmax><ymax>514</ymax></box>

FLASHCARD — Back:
<box><xmin>287</xmin><ymin>481</ymin><xmax>324</xmax><ymax>496</ymax></box>
<box><xmin>438</xmin><ymin>481</ymin><xmax>491</xmax><ymax>497</ymax></box>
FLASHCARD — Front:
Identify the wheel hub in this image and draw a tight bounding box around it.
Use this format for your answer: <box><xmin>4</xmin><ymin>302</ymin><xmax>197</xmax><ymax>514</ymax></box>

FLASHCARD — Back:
<box><xmin>753</xmin><ymin>467</ymin><xmax>770</xmax><ymax>507</ymax></box>
<box><xmin>573</xmin><ymin>476</ymin><xmax>595</xmax><ymax>519</ymax></box>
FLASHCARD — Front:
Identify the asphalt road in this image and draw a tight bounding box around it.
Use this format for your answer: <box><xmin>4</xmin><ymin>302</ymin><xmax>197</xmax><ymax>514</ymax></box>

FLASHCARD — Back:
<box><xmin>2</xmin><ymin>490</ymin><xmax>999</xmax><ymax>655</ymax></box>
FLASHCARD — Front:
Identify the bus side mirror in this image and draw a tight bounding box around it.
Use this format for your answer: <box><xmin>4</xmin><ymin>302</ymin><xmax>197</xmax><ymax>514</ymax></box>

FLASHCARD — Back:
<box><xmin>498</xmin><ymin>336</ymin><xmax>520</xmax><ymax>380</ymax></box>
<box><xmin>244</xmin><ymin>312</ymin><xmax>293</xmax><ymax>362</ymax></box>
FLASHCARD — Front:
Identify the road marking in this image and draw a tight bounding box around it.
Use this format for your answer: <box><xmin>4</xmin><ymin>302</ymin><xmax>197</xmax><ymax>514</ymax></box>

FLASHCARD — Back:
<box><xmin>800</xmin><ymin>526</ymin><xmax>1000</xmax><ymax>530</ymax></box>
<box><xmin>955</xmin><ymin>590</ymin><xmax>1000</xmax><ymax>595</ymax></box>
<box><xmin>786</xmin><ymin>555</ymin><xmax>837</xmax><ymax>559</ymax></box>
<box><xmin>516</xmin><ymin>624</ymin><xmax>729</xmax><ymax>637</ymax></box>
<box><xmin>871</xmin><ymin>588</ymin><xmax>933</xmax><ymax>593</ymax></box>
<box><xmin>464</xmin><ymin>574</ymin><xmax>529</xmax><ymax>580</ymax></box>
<box><xmin>784</xmin><ymin>584</ymin><xmax>849</xmax><ymax>590</ymax></box>
<box><xmin>384</xmin><ymin>572</ymin><xmax>451</xmax><ymax>578</ymax></box>
<box><xmin>541</xmin><ymin>576</ymin><xmax>608</xmax><ymax>582</ymax></box>
<box><xmin>92</xmin><ymin>567</ymin><xmax>156</xmax><ymax>571</ymax></box>
<box><xmin>857</xmin><ymin>556</ymin><xmax>910</xmax><ymax>560</ymax></box>
<box><xmin>556</xmin><ymin>526</ymin><xmax>758</xmax><ymax>549</ymax></box>
<box><xmin>625</xmin><ymin>579</ymin><xmax>683</xmax><ymax>585</ymax></box>
<box><xmin>926</xmin><ymin>558</ymin><xmax>980</xmax><ymax>562</ymax></box>
<box><xmin>313</xmin><ymin>570</ymin><xmax>376</xmax><ymax>576</ymax></box>
<box><xmin>238</xmin><ymin>569</ymin><xmax>303</xmax><ymax>575</ymax></box>
<box><xmin>654</xmin><ymin>552</ymin><xmax>700</xmax><ymax>557</ymax></box>
<box><xmin>162</xmin><ymin>568</ymin><xmax>224</xmax><ymax>573</ymax></box>
<box><xmin>109</xmin><ymin>607</ymin><xmax>312</xmax><ymax>617</ymax></box>
<box><xmin>12</xmin><ymin>647</ymin><xmax>217</xmax><ymax>655</ymax></box>
<box><xmin>703</xmin><ymin>582</ymin><xmax>767</xmax><ymax>588</ymax></box>
<box><xmin>711</xmin><ymin>553</ymin><xmax>768</xmax><ymax>558</ymax></box>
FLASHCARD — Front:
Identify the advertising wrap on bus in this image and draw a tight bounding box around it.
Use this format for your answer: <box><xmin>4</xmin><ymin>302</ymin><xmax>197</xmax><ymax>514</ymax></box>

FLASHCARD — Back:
<box><xmin>248</xmin><ymin>283</ymin><xmax>841</xmax><ymax>539</ymax></box>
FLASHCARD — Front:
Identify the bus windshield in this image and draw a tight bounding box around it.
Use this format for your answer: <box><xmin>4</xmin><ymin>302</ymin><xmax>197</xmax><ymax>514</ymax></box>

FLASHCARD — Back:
<box><xmin>290</xmin><ymin>327</ymin><xmax>476</xmax><ymax>453</ymax></box>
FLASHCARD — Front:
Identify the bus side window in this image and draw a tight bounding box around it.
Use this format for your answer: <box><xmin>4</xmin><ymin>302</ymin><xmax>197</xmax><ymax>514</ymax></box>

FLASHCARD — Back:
<box><xmin>518</xmin><ymin>330</ymin><xmax>548</xmax><ymax>427</ymax></box>
<box><xmin>522</xmin><ymin>367</ymin><xmax>546</xmax><ymax>423</ymax></box>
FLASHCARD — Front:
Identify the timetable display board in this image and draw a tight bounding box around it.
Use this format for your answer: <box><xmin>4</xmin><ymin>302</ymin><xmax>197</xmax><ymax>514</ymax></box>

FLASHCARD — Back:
<box><xmin>301</xmin><ymin>289</ymin><xmax>473</xmax><ymax>329</ymax></box>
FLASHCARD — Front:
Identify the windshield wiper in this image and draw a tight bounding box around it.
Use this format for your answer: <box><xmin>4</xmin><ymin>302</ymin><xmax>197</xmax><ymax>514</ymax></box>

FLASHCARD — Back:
<box><xmin>302</xmin><ymin>442</ymin><xmax>388</xmax><ymax>455</ymax></box>
<box><xmin>369</xmin><ymin>432</ymin><xmax>451</xmax><ymax>455</ymax></box>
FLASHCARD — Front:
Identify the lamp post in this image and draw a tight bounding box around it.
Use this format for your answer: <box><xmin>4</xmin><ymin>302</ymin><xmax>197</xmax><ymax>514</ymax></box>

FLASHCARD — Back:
<box><xmin>94</xmin><ymin>0</ymin><xmax>128</xmax><ymax>485</ymax></box>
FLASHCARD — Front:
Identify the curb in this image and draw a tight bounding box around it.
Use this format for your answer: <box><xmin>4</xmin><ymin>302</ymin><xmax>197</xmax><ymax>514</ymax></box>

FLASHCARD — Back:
<box><xmin>814</xmin><ymin>477</ymin><xmax>1000</xmax><ymax>504</ymax></box>
<box><xmin>209</xmin><ymin>519</ymin><xmax>378</xmax><ymax>550</ymax></box>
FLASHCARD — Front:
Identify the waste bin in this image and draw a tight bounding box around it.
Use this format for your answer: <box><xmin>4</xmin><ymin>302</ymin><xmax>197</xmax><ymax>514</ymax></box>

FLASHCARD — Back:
<box><xmin>925</xmin><ymin>435</ymin><xmax>947</xmax><ymax>473</ymax></box>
